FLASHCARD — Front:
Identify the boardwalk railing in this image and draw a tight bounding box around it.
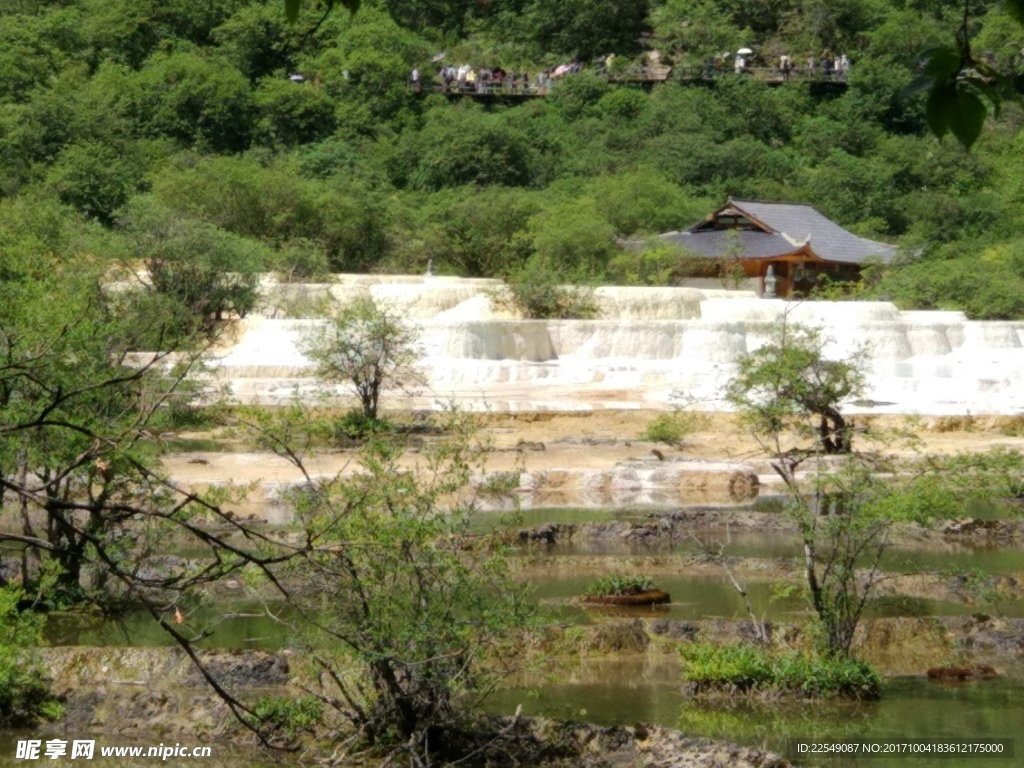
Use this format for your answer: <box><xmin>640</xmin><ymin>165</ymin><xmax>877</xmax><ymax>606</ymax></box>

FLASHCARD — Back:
<box><xmin>411</xmin><ymin>66</ymin><xmax>850</xmax><ymax>97</ymax></box>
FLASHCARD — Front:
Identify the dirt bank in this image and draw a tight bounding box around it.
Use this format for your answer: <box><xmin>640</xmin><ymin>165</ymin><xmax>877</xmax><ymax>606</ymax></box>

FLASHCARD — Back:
<box><xmin>536</xmin><ymin>615</ymin><xmax>1024</xmax><ymax>678</ymax></box>
<box><xmin>40</xmin><ymin>647</ymin><xmax>293</xmax><ymax>740</ymax></box>
<box><xmin>163</xmin><ymin>411</ymin><xmax>1024</xmax><ymax>489</ymax></box>
<box><xmin>35</xmin><ymin>647</ymin><xmax>789</xmax><ymax>767</ymax></box>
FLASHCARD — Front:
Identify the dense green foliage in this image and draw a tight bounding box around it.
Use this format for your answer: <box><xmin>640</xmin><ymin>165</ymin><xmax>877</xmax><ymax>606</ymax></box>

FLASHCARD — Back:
<box><xmin>0</xmin><ymin>588</ymin><xmax>61</xmax><ymax>726</ymax></box>
<box><xmin>1</xmin><ymin>0</ymin><xmax>1023</xmax><ymax>314</ymax></box>
<box><xmin>680</xmin><ymin>642</ymin><xmax>882</xmax><ymax>699</ymax></box>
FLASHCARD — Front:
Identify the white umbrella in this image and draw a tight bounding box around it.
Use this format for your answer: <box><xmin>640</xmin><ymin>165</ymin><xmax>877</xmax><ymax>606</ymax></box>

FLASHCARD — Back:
<box><xmin>737</xmin><ymin>47</ymin><xmax>754</xmax><ymax>55</ymax></box>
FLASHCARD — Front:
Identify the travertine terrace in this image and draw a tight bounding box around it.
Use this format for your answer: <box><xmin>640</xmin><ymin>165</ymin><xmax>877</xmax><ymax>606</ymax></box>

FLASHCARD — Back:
<box><xmin>213</xmin><ymin>275</ymin><xmax>1024</xmax><ymax>414</ymax></box>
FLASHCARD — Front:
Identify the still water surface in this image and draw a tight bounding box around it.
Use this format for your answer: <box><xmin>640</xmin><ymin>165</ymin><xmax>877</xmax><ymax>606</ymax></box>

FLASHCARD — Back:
<box><xmin>488</xmin><ymin>673</ymin><xmax>1024</xmax><ymax>768</ymax></box>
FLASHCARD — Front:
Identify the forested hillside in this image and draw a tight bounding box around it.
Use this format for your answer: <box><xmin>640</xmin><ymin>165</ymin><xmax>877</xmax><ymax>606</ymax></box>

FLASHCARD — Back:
<box><xmin>2</xmin><ymin>0</ymin><xmax>1024</xmax><ymax>317</ymax></box>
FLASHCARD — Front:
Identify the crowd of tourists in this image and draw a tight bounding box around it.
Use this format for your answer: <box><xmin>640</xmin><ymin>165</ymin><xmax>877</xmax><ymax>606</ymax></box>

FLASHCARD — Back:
<box><xmin>720</xmin><ymin>49</ymin><xmax>851</xmax><ymax>80</ymax></box>
<box><xmin>779</xmin><ymin>50</ymin><xmax>852</xmax><ymax>79</ymax></box>
<box><xmin>407</xmin><ymin>47</ymin><xmax>853</xmax><ymax>96</ymax></box>
<box><xmin>408</xmin><ymin>61</ymin><xmax>589</xmax><ymax>94</ymax></box>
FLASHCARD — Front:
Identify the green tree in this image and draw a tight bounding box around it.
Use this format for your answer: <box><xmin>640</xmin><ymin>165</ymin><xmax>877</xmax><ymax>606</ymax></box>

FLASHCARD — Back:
<box><xmin>119</xmin><ymin>198</ymin><xmax>267</xmax><ymax>338</ymax></box>
<box><xmin>305</xmin><ymin>7</ymin><xmax>425</xmax><ymax>137</ymax></box>
<box><xmin>499</xmin><ymin>254</ymin><xmax>599</xmax><ymax>319</ymax></box>
<box><xmin>525</xmin><ymin>0</ymin><xmax>650</xmax><ymax>60</ymax></box>
<box><xmin>528</xmin><ymin>197</ymin><xmax>616</xmax><ymax>276</ymax></box>
<box><xmin>127</xmin><ymin>52</ymin><xmax>254</xmax><ymax>151</ymax></box>
<box><xmin>253</xmin><ymin>78</ymin><xmax>337</xmax><ymax>147</ymax></box>
<box><xmin>304</xmin><ymin>296</ymin><xmax>423</xmax><ymax>421</ymax></box>
<box><xmin>240</xmin><ymin>409</ymin><xmax>533</xmax><ymax>760</ymax></box>
<box><xmin>605</xmin><ymin>240</ymin><xmax>686</xmax><ymax>286</ymax></box>
<box><xmin>778</xmin><ymin>457</ymin><xmax>892</xmax><ymax>658</ymax></box>
<box><xmin>650</xmin><ymin>0</ymin><xmax>748</xmax><ymax>61</ymax></box>
<box><xmin>392</xmin><ymin>185</ymin><xmax>538</xmax><ymax>277</ymax></box>
<box><xmin>213</xmin><ymin>2</ymin><xmax>296</xmax><ymax>81</ymax></box>
<box><xmin>587</xmin><ymin>169</ymin><xmax>694</xmax><ymax>237</ymax></box>
<box><xmin>45</xmin><ymin>140</ymin><xmax>143</xmax><ymax>225</ymax></box>
<box><xmin>0</xmin><ymin>236</ymin><xmax>190</xmax><ymax>600</ymax></box>
<box><xmin>396</xmin><ymin>107</ymin><xmax>539</xmax><ymax>191</ymax></box>
<box><xmin>0</xmin><ymin>13</ymin><xmax>78</xmax><ymax>104</ymax></box>
<box><xmin>720</xmin><ymin>321</ymin><xmax>895</xmax><ymax>658</ymax></box>
<box><xmin>725</xmin><ymin>322</ymin><xmax>865</xmax><ymax>455</ymax></box>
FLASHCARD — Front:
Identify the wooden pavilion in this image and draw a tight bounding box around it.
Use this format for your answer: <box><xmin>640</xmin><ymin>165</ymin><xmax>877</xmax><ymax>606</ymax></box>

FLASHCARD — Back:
<box><xmin>658</xmin><ymin>198</ymin><xmax>897</xmax><ymax>297</ymax></box>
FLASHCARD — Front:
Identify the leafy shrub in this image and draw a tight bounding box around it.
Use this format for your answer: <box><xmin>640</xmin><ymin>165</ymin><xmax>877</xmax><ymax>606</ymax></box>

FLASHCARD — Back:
<box><xmin>120</xmin><ymin>198</ymin><xmax>266</xmax><ymax>339</ymax></box>
<box><xmin>478</xmin><ymin>471</ymin><xmax>522</xmax><ymax>496</ymax></box>
<box><xmin>874</xmin><ymin>254</ymin><xmax>1024</xmax><ymax>320</ymax></box>
<box><xmin>499</xmin><ymin>258</ymin><xmax>598</xmax><ymax>320</ymax></box>
<box><xmin>680</xmin><ymin>643</ymin><xmax>881</xmax><ymax>699</ymax></box>
<box><xmin>605</xmin><ymin>243</ymin><xmax>682</xmax><ymax>286</ymax></box>
<box><xmin>587</xmin><ymin>575</ymin><xmax>656</xmax><ymax>596</ymax></box>
<box><xmin>861</xmin><ymin>476</ymin><xmax>966</xmax><ymax>524</ymax></box>
<box><xmin>0</xmin><ymin>588</ymin><xmax>61</xmax><ymax>727</ymax></box>
<box><xmin>864</xmin><ymin>449</ymin><xmax>1024</xmax><ymax>523</ymax></box>
<box><xmin>252</xmin><ymin>695</ymin><xmax>323</xmax><ymax>742</ymax></box>
<box><xmin>273</xmin><ymin>238</ymin><xmax>331</xmax><ymax>282</ymax></box>
<box><xmin>333</xmin><ymin>410</ymin><xmax>391</xmax><ymax>442</ymax></box>
<box><xmin>642</xmin><ymin>412</ymin><xmax>698</xmax><ymax>446</ymax></box>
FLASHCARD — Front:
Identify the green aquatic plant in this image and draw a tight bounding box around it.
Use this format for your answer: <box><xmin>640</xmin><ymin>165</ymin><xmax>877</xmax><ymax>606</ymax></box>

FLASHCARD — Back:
<box><xmin>680</xmin><ymin>643</ymin><xmax>881</xmax><ymax>700</ymax></box>
<box><xmin>586</xmin><ymin>575</ymin><xmax>656</xmax><ymax>597</ymax></box>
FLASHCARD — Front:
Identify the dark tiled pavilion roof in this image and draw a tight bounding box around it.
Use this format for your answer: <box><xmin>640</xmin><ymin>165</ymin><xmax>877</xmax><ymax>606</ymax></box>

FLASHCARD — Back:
<box><xmin>659</xmin><ymin>199</ymin><xmax>897</xmax><ymax>265</ymax></box>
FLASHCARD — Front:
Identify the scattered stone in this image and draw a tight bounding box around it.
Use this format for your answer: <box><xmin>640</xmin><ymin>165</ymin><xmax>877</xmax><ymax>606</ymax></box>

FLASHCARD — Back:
<box><xmin>649</xmin><ymin>619</ymin><xmax>700</xmax><ymax>641</ymax></box>
<box><xmin>487</xmin><ymin>717</ymin><xmax>790</xmax><ymax>768</ymax></box>
<box><xmin>519</xmin><ymin>522</ymin><xmax>561</xmax><ymax>545</ymax></box>
<box><xmin>941</xmin><ymin>615</ymin><xmax>1024</xmax><ymax>654</ymax></box>
<box><xmin>517</xmin><ymin>440</ymin><xmax>546</xmax><ymax>451</ymax></box>
<box><xmin>187</xmin><ymin>458</ymin><xmax>210</xmax><ymax>465</ymax></box>
<box><xmin>943</xmin><ymin>517</ymin><xmax>991</xmax><ymax>534</ymax></box>
<box><xmin>651</xmin><ymin>449</ymin><xmax>665</xmax><ymax>461</ymax></box>
<box><xmin>551</xmin><ymin>436</ymin><xmax>621</xmax><ymax>446</ymax></box>
<box><xmin>182</xmin><ymin>650</ymin><xmax>290</xmax><ymax>688</ymax></box>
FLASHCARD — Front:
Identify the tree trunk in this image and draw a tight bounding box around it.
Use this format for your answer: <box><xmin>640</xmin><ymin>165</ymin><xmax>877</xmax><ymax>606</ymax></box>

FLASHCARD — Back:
<box><xmin>818</xmin><ymin>407</ymin><xmax>850</xmax><ymax>454</ymax></box>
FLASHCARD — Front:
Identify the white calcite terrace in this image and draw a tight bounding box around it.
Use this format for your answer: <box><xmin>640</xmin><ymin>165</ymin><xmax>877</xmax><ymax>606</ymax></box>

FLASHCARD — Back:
<box><xmin>214</xmin><ymin>275</ymin><xmax>1024</xmax><ymax>414</ymax></box>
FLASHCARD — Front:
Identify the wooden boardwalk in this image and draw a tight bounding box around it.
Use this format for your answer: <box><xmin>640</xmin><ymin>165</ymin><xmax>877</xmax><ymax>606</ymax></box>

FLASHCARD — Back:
<box><xmin>412</xmin><ymin>69</ymin><xmax>850</xmax><ymax>100</ymax></box>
